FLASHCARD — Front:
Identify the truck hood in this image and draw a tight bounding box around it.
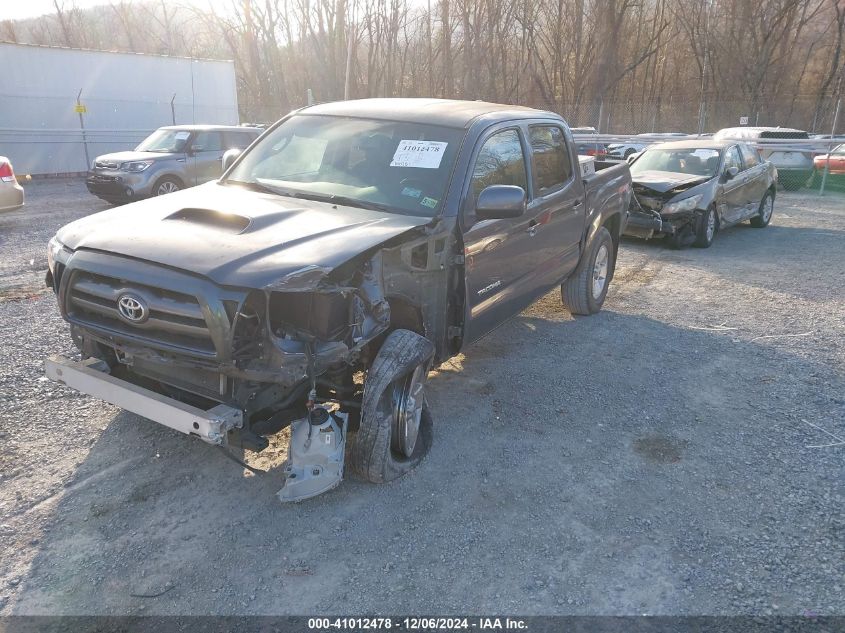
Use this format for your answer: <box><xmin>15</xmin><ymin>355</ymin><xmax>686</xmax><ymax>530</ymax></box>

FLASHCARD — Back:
<box><xmin>631</xmin><ymin>170</ymin><xmax>712</xmax><ymax>194</ymax></box>
<box><xmin>57</xmin><ymin>182</ymin><xmax>432</xmax><ymax>288</ymax></box>
<box><xmin>95</xmin><ymin>151</ymin><xmax>181</xmax><ymax>164</ymax></box>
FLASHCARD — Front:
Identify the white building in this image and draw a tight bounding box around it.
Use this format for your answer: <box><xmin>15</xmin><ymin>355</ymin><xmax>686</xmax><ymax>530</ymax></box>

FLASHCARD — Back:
<box><xmin>0</xmin><ymin>42</ymin><xmax>239</xmax><ymax>175</ymax></box>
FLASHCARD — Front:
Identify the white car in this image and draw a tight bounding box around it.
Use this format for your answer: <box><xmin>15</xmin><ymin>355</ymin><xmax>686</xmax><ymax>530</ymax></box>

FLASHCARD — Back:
<box><xmin>606</xmin><ymin>133</ymin><xmax>688</xmax><ymax>159</ymax></box>
<box><xmin>714</xmin><ymin>127</ymin><xmax>812</xmax><ymax>190</ymax></box>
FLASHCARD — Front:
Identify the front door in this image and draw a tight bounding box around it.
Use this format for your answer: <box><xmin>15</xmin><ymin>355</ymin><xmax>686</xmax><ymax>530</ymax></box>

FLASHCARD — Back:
<box><xmin>738</xmin><ymin>143</ymin><xmax>768</xmax><ymax>216</ymax></box>
<box><xmin>462</xmin><ymin>127</ymin><xmax>537</xmax><ymax>343</ymax></box>
<box><xmin>188</xmin><ymin>131</ymin><xmax>226</xmax><ymax>185</ymax></box>
<box><xmin>718</xmin><ymin>145</ymin><xmax>751</xmax><ymax>225</ymax></box>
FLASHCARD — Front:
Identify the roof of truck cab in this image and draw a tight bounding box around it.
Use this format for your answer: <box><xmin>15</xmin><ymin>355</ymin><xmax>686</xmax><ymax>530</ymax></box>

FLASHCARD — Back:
<box><xmin>300</xmin><ymin>98</ymin><xmax>555</xmax><ymax>128</ymax></box>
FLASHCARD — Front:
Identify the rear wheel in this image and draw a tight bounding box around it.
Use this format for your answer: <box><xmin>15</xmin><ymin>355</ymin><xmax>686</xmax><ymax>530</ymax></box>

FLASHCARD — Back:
<box><xmin>350</xmin><ymin>329</ymin><xmax>435</xmax><ymax>483</ymax></box>
<box><xmin>693</xmin><ymin>206</ymin><xmax>717</xmax><ymax>248</ymax></box>
<box><xmin>561</xmin><ymin>226</ymin><xmax>614</xmax><ymax>315</ymax></box>
<box><xmin>750</xmin><ymin>191</ymin><xmax>774</xmax><ymax>228</ymax></box>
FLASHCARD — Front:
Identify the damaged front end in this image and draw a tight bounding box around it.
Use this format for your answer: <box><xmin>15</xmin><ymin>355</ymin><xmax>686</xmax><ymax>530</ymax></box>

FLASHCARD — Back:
<box><xmin>47</xmin><ymin>220</ymin><xmax>458</xmax><ymax>501</ymax></box>
<box><xmin>626</xmin><ymin>181</ymin><xmax>708</xmax><ymax>243</ymax></box>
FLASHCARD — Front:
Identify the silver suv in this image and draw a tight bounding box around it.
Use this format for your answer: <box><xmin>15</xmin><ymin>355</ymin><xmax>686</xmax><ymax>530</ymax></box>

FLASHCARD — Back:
<box><xmin>86</xmin><ymin>125</ymin><xmax>262</xmax><ymax>203</ymax></box>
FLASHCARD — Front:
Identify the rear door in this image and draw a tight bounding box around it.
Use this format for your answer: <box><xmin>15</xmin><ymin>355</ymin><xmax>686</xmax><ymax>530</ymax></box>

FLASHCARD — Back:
<box><xmin>189</xmin><ymin>130</ymin><xmax>226</xmax><ymax>184</ymax></box>
<box><xmin>525</xmin><ymin>123</ymin><xmax>585</xmax><ymax>282</ymax></box>
<box><xmin>462</xmin><ymin>126</ymin><xmax>538</xmax><ymax>343</ymax></box>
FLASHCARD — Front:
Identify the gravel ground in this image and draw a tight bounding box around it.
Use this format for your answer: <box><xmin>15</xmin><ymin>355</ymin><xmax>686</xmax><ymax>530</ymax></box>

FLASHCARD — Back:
<box><xmin>0</xmin><ymin>179</ymin><xmax>843</xmax><ymax>616</ymax></box>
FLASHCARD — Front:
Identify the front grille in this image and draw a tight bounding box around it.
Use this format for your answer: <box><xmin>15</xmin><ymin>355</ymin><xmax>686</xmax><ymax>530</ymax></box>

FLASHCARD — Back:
<box><xmin>66</xmin><ymin>270</ymin><xmax>216</xmax><ymax>357</ymax></box>
<box><xmin>95</xmin><ymin>160</ymin><xmax>120</xmax><ymax>169</ymax></box>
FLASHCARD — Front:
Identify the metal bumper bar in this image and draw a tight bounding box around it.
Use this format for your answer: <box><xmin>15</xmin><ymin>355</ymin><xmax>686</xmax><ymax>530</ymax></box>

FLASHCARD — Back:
<box><xmin>45</xmin><ymin>355</ymin><xmax>242</xmax><ymax>445</ymax></box>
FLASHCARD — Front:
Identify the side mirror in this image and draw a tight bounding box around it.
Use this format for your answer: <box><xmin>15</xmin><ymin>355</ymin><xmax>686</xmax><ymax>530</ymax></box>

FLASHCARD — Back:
<box><xmin>222</xmin><ymin>148</ymin><xmax>242</xmax><ymax>171</ymax></box>
<box><xmin>475</xmin><ymin>185</ymin><xmax>526</xmax><ymax>220</ymax></box>
<box><xmin>626</xmin><ymin>152</ymin><xmax>641</xmax><ymax>165</ymax></box>
<box><xmin>724</xmin><ymin>166</ymin><xmax>739</xmax><ymax>181</ymax></box>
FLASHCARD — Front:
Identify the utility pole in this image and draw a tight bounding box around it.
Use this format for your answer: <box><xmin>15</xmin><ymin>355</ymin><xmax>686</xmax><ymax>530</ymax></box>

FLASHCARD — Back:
<box><xmin>344</xmin><ymin>1</ymin><xmax>355</xmax><ymax>100</ymax></box>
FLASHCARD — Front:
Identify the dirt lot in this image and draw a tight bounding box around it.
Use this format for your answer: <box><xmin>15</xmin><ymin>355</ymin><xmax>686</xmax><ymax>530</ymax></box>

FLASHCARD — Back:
<box><xmin>0</xmin><ymin>180</ymin><xmax>843</xmax><ymax>616</ymax></box>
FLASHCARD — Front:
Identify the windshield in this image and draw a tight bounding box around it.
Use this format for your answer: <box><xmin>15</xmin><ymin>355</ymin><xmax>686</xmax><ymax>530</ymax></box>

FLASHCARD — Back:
<box><xmin>224</xmin><ymin>114</ymin><xmax>464</xmax><ymax>217</ymax></box>
<box><xmin>631</xmin><ymin>148</ymin><xmax>721</xmax><ymax>178</ymax></box>
<box><xmin>136</xmin><ymin>129</ymin><xmax>191</xmax><ymax>153</ymax></box>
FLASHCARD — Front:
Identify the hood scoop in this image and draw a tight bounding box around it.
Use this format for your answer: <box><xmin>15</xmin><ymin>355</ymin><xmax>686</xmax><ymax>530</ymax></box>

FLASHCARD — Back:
<box><xmin>165</xmin><ymin>208</ymin><xmax>251</xmax><ymax>234</ymax></box>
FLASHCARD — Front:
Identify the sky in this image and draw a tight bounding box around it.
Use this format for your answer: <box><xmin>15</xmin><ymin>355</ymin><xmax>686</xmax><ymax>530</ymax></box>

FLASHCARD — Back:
<box><xmin>0</xmin><ymin>0</ymin><xmax>232</xmax><ymax>22</ymax></box>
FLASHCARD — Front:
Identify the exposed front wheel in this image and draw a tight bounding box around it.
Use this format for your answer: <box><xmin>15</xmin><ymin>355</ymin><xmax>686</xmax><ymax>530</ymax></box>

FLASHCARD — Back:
<box><xmin>350</xmin><ymin>329</ymin><xmax>435</xmax><ymax>483</ymax></box>
<box><xmin>561</xmin><ymin>226</ymin><xmax>615</xmax><ymax>315</ymax></box>
<box><xmin>750</xmin><ymin>191</ymin><xmax>774</xmax><ymax>228</ymax></box>
<box><xmin>693</xmin><ymin>206</ymin><xmax>717</xmax><ymax>248</ymax></box>
<box><xmin>153</xmin><ymin>177</ymin><xmax>182</xmax><ymax>196</ymax></box>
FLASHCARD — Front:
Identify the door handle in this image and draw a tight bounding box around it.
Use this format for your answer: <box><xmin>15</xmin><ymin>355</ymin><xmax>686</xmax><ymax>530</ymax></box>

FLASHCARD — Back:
<box><xmin>526</xmin><ymin>220</ymin><xmax>538</xmax><ymax>237</ymax></box>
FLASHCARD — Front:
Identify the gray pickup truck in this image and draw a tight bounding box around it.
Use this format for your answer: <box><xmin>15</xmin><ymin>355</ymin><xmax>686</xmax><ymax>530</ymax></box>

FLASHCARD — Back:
<box><xmin>46</xmin><ymin>99</ymin><xmax>631</xmax><ymax>501</ymax></box>
<box><xmin>86</xmin><ymin>125</ymin><xmax>262</xmax><ymax>203</ymax></box>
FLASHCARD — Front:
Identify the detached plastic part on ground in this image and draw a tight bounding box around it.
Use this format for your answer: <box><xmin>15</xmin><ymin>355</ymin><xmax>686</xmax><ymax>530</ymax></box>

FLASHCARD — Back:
<box><xmin>277</xmin><ymin>407</ymin><xmax>348</xmax><ymax>503</ymax></box>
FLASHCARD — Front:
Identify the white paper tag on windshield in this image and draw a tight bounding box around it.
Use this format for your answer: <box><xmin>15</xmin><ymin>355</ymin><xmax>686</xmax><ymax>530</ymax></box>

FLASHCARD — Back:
<box><xmin>390</xmin><ymin>140</ymin><xmax>447</xmax><ymax>169</ymax></box>
<box><xmin>175</xmin><ymin>131</ymin><xmax>190</xmax><ymax>140</ymax></box>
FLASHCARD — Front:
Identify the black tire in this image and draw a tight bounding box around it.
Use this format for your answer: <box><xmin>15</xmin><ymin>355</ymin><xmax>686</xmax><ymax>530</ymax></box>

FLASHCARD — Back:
<box><xmin>561</xmin><ymin>226</ymin><xmax>614</xmax><ymax>315</ymax></box>
<box><xmin>624</xmin><ymin>148</ymin><xmax>636</xmax><ymax>158</ymax></box>
<box><xmin>693</xmin><ymin>206</ymin><xmax>717</xmax><ymax>248</ymax></box>
<box><xmin>349</xmin><ymin>329</ymin><xmax>435</xmax><ymax>484</ymax></box>
<box><xmin>153</xmin><ymin>176</ymin><xmax>182</xmax><ymax>197</ymax></box>
<box><xmin>750</xmin><ymin>191</ymin><xmax>774</xmax><ymax>228</ymax></box>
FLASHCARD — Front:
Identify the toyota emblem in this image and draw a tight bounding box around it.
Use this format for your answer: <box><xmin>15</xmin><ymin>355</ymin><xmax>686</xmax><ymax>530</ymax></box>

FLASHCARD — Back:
<box><xmin>117</xmin><ymin>293</ymin><xmax>149</xmax><ymax>323</ymax></box>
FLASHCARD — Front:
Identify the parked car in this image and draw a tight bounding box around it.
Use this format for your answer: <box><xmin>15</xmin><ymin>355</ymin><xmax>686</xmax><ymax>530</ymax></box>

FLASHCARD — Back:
<box><xmin>713</xmin><ymin>127</ymin><xmax>811</xmax><ymax>190</ymax></box>
<box><xmin>86</xmin><ymin>125</ymin><xmax>262</xmax><ymax>204</ymax></box>
<box><xmin>606</xmin><ymin>132</ymin><xmax>688</xmax><ymax>159</ymax></box>
<box><xmin>625</xmin><ymin>139</ymin><xmax>777</xmax><ymax>248</ymax></box>
<box><xmin>45</xmin><ymin>98</ymin><xmax>632</xmax><ymax>502</ymax></box>
<box><xmin>810</xmin><ymin>143</ymin><xmax>845</xmax><ymax>187</ymax></box>
<box><xmin>571</xmin><ymin>126</ymin><xmax>607</xmax><ymax>157</ymax></box>
<box><xmin>0</xmin><ymin>156</ymin><xmax>24</xmax><ymax>212</ymax></box>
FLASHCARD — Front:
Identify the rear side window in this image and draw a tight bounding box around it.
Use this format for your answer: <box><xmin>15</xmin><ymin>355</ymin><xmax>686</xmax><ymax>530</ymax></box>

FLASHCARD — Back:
<box><xmin>225</xmin><ymin>131</ymin><xmax>257</xmax><ymax>150</ymax></box>
<box><xmin>191</xmin><ymin>131</ymin><xmax>224</xmax><ymax>152</ymax></box>
<box><xmin>470</xmin><ymin>129</ymin><xmax>527</xmax><ymax>198</ymax></box>
<box><xmin>739</xmin><ymin>144</ymin><xmax>761</xmax><ymax>168</ymax></box>
<box><xmin>528</xmin><ymin>125</ymin><xmax>572</xmax><ymax>193</ymax></box>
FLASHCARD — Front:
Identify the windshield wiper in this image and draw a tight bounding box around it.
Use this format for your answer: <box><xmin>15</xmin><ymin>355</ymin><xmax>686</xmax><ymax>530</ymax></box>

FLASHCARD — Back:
<box><xmin>225</xmin><ymin>180</ymin><xmax>298</xmax><ymax>197</ymax></box>
<box><xmin>224</xmin><ymin>181</ymin><xmax>393</xmax><ymax>213</ymax></box>
<box><xmin>289</xmin><ymin>191</ymin><xmax>390</xmax><ymax>212</ymax></box>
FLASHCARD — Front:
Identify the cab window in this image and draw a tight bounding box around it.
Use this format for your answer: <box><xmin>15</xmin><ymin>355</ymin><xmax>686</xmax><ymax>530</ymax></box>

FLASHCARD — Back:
<box><xmin>528</xmin><ymin>125</ymin><xmax>572</xmax><ymax>193</ymax></box>
<box><xmin>470</xmin><ymin>129</ymin><xmax>527</xmax><ymax>200</ymax></box>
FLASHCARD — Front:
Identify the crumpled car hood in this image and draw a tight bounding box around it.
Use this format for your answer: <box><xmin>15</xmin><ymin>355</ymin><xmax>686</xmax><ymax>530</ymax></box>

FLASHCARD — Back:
<box><xmin>631</xmin><ymin>170</ymin><xmax>712</xmax><ymax>193</ymax></box>
<box><xmin>57</xmin><ymin>182</ymin><xmax>431</xmax><ymax>288</ymax></box>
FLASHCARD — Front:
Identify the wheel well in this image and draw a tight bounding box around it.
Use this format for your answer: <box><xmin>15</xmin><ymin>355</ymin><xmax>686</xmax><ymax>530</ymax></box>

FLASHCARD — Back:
<box><xmin>154</xmin><ymin>174</ymin><xmax>185</xmax><ymax>189</ymax></box>
<box><xmin>387</xmin><ymin>296</ymin><xmax>424</xmax><ymax>335</ymax></box>
<box><xmin>602</xmin><ymin>213</ymin><xmax>622</xmax><ymax>252</ymax></box>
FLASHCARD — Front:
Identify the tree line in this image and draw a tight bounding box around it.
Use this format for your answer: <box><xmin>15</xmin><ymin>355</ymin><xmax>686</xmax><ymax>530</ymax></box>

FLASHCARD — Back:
<box><xmin>2</xmin><ymin>0</ymin><xmax>843</xmax><ymax>132</ymax></box>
